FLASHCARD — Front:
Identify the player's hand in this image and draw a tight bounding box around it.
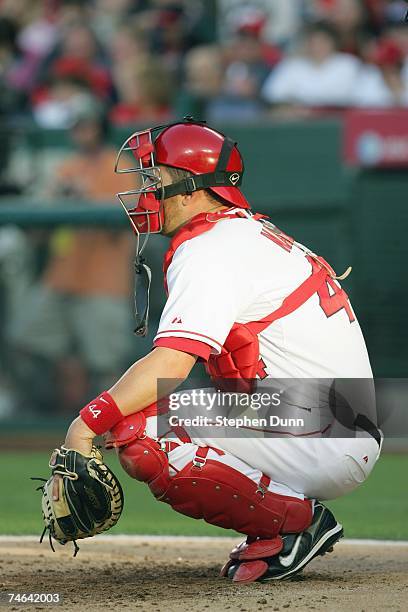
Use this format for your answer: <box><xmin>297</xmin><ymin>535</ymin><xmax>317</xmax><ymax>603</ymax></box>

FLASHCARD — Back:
<box><xmin>64</xmin><ymin>416</ymin><xmax>95</xmax><ymax>454</ymax></box>
<box><xmin>52</xmin><ymin>417</ymin><xmax>95</xmax><ymax>501</ymax></box>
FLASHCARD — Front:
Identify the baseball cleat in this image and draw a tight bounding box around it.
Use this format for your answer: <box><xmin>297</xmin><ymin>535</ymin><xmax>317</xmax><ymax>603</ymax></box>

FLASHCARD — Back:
<box><xmin>227</xmin><ymin>502</ymin><xmax>343</xmax><ymax>582</ymax></box>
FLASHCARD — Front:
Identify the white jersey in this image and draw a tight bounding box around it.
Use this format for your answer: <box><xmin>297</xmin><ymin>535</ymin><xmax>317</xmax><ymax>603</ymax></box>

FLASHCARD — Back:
<box><xmin>152</xmin><ymin>210</ymin><xmax>380</xmax><ymax>500</ymax></box>
<box><xmin>154</xmin><ymin>210</ymin><xmax>373</xmax><ymax>379</ymax></box>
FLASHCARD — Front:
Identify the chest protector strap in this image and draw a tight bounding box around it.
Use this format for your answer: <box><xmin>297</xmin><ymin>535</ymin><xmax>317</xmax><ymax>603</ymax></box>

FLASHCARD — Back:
<box><xmin>206</xmin><ymin>264</ymin><xmax>328</xmax><ymax>391</ymax></box>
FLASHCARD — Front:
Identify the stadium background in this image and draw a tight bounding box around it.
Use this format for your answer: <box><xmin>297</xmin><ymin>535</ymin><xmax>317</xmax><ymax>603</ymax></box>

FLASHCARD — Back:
<box><xmin>0</xmin><ymin>0</ymin><xmax>407</xmax><ymax>548</ymax></box>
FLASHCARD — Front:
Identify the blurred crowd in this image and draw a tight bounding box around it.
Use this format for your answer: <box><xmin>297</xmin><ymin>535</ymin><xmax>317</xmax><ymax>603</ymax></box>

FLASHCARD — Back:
<box><xmin>0</xmin><ymin>0</ymin><xmax>408</xmax><ymax>419</ymax></box>
<box><xmin>0</xmin><ymin>0</ymin><xmax>408</xmax><ymax>130</ymax></box>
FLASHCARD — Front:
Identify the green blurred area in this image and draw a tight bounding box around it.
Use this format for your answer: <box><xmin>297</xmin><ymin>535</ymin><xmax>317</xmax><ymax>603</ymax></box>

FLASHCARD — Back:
<box><xmin>0</xmin><ymin>451</ymin><xmax>406</xmax><ymax>540</ymax></box>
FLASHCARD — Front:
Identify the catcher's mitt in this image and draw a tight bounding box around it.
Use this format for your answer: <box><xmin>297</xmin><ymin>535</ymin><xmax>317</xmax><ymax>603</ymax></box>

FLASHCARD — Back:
<box><xmin>35</xmin><ymin>445</ymin><xmax>124</xmax><ymax>555</ymax></box>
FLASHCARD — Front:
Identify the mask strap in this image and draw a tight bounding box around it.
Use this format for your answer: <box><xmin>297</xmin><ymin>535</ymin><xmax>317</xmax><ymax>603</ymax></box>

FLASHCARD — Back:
<box><xmin>215</xmin><ymin>136</ymin><xmax>235</xmax><ymax>172</ymax></box>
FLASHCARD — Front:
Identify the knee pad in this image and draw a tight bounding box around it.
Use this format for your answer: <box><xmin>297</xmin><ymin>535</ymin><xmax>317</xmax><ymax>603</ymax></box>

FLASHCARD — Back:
<box><xmin>105</xmin><ymin>411</ymin><xmax>172</xmax><ymax>498</ymax></box>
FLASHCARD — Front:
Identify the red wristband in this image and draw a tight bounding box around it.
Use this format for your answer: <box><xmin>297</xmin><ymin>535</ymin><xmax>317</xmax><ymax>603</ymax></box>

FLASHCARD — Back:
<box><xmin>80</xmin><ymin>391</ymin><xmax>124</xmax><ymax>435</ymax></box>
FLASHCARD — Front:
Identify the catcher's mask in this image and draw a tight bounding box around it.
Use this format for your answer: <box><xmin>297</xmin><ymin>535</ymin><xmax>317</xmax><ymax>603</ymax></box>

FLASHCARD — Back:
<box><xmin>115</xmin><ymin>116</ymin><xmax>249</xmax><ymax>242</ymax></box>
<box><xmin>114</xmin><ymin>117</ymin><xmax>249</xmax><ymax>336</ymax></box>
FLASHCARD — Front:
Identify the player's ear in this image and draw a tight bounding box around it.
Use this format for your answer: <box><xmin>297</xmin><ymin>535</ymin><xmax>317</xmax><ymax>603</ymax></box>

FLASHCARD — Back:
<box><xmin>180</xmin><ymin>193</ymin><xmax>194</xmax><ymax>207</ymax></box>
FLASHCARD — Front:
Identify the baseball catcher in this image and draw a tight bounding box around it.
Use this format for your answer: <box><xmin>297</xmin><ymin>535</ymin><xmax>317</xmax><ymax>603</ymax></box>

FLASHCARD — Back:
<box><xmin>40</xmin><ymin>117</ymin><xmax>382</xmax><ymax>582</ymax></box>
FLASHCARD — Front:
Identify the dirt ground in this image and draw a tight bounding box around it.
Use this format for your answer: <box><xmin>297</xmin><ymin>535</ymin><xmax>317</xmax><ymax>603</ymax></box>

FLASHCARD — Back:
<box><xmin>0</xmin><ymin>537</ymin><xmax>407</xmax><ymax>612</ymax></box>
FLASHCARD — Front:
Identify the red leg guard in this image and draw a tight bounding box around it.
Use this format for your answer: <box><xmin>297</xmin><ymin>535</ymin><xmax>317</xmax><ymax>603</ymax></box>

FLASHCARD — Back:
<box><xmin>108</xmin><ymin>416</ymin><xmax>313</xmax><ymax>541</ymax></box>
<box><xmin>160</xmin><ymin>448</ymin><xmax>312</xmax><ymax>539</ymax></box>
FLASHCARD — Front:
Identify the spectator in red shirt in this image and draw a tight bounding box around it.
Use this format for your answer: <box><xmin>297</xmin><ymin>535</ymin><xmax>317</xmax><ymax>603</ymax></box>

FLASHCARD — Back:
<box><xmin>35</xmin><ymin>22</ymin><xmax>113</xmax><ymax>103</ymax></box>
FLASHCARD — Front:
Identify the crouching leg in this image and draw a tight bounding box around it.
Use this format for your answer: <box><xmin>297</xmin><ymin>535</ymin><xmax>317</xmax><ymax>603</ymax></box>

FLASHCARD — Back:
<box><xmin>105</xmin><ymin>412</ymin><xmax>314</xmax><ymax>583</ymax></box>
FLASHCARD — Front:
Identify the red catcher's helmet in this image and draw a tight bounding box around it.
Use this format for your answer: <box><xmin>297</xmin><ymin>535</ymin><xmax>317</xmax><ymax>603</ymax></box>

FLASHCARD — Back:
<box><xmin>115</xmin><ymin>118</ymin><xmax>250</xmax><ymax>238</ymax></box>
<box><xmin>154</xmin><ymin>122</ymin><xmax>250</xmax><ymax>209</ymax></box>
